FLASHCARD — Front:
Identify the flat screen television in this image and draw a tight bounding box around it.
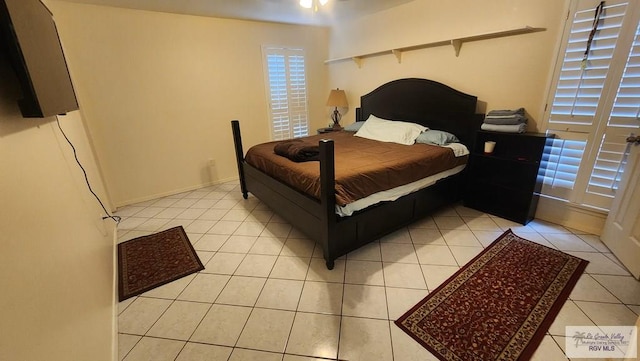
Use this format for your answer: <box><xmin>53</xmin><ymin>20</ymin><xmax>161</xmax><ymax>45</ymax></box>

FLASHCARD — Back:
<box><xmin>0</xmin><ymin>0</ymin><xmax>78</xmax><ymax>118</ymax></box>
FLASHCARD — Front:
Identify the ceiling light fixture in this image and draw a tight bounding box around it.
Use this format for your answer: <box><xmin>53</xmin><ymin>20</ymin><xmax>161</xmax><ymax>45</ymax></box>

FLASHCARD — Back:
<box><xmin>300</xmin><ymin>0</ymin><xmax>328</xmax><ymax>12</ymax></box>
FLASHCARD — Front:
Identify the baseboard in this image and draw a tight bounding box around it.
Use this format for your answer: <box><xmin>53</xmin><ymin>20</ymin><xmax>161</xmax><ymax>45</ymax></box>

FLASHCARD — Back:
<box><xmin>535</xmin><ymin>196</ymin><xmax>607</xmax><ymax>235</ymax></box>
<box><xmin>114</xmin><ymin>176</ymin><xmax>239</xmax><ymax>209</ymax></box>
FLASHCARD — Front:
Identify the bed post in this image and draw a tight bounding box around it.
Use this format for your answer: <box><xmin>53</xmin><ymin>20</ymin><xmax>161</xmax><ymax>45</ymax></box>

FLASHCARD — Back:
<box><xmin>231</xmin><ymin>120</ymin><xmax>248</xmax><ymax>199</ymax></box>
<box><xmin>319</xmin><ymin>139</ymin><xmax>337</xmax><ymax>270</ymax></box>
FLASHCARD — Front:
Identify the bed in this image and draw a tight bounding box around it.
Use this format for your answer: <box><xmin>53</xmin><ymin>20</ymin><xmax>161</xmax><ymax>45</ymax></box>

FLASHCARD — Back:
<box><xmin>231</xmin><ymin>78</ymin><xmax>484</xmax><ymax>269</ymax></box>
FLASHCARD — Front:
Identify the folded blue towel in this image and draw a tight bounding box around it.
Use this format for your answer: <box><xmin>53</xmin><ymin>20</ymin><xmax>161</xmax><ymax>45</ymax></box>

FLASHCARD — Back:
<box><xmin>487</xmin><ymin>108</ymin><xmax>525</xmax><ymax>116</ymax></box>
<box><xmin>481</xmin><ymin>123</ymin><xmax>527</xmax><ymax>133</ymax></box>
<box><xmin>484</xmin><ymin>115</ymin><xmax>527</xmax><ymax>125</ymax></box>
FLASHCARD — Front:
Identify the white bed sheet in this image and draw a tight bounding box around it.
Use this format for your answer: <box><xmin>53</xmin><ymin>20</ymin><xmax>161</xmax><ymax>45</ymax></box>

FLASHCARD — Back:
<box><xmin>336</xmin><ymin>164</ymin><xmax>466</xmax><ymax>217</ymax></box>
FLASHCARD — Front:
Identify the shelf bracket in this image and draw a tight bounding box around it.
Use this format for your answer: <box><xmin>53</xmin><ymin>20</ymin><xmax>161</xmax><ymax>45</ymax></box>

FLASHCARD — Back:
<box><xmin>352</xmin><ymin>56</ymin><xmax>363</xmax><ymax>68</ymax></box>
<box><xmin>451</xmin><ymin>39</ymin><xmax>462</xmax><ymax>57</ymax></box>
<box><xmin>324</xmin><ymin>26</ymin><xmax>546</xmax><ymax>67</ymax></box>
<box><xmin>392</xmin><ymin>49</ymin><xmax>402</xmax><ymax>63</ymax></box>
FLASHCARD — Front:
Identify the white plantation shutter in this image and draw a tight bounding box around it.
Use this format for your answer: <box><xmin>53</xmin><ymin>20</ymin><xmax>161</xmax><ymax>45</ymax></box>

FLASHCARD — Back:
<box><xmin>263</xmin><ymin>47</ymin><xmax>309</xmax><ymax>141</ymax></box>
<box><xmin>541</xmin><ymin>0</ymin><xmax>640</xmax><ymax>210</ymax></box>
<box><xmin>288</xmin><ymin>54</ymin><xmax>309</xmax><ymax>138</ymax></box>
<box><xmin>548</xmin><ymin>2</ymin><xmax>626</xmax><ymax>129</ymax></box>
<box><xmin>540</xmin><ymin>137</ymin><xmax>587</xmax><ymax>200</ymax></box>
<box><xmin>586</xmin><ymin>132</ymin><xmax>629</xmax><ymax>195</ymax></box>
<box><xmin>584</xmin><ymin>20</ymin><xmax>640</xmax><ymax>208</ymax></box>
<box><xmin>266</xmin><ymin>53</ymin><xmax>290</xmax><ymax>139</ymax></box>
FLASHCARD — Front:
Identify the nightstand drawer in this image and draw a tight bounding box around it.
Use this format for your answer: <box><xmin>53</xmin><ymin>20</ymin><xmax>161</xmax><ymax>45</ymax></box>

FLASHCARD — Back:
<box><xmin>464</xmin><ymin>183</ymin><xmax>539</xmax><ymax>224</ymax></box>
<box><xmin>467</xmin><ymin>155</ymin><xmax>540</xmax><ymax>193</ymax></box>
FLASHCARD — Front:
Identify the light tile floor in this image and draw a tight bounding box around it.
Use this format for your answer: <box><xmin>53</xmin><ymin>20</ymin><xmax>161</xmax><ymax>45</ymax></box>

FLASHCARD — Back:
<box><xmin>116</xmin><ymin>181</ymin><xmax>640</xmax><ymax>361</ymax></box>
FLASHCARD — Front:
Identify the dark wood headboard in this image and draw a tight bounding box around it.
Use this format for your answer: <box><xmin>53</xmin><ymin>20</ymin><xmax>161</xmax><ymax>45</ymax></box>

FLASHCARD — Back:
<box><xmin>355</xmin><ymin>78</ymin><xmax>484</xmax><ymax>147</ymax></box>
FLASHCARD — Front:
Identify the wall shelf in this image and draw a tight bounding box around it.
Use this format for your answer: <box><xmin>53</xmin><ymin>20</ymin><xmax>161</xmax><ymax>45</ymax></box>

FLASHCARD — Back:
<box><xmin>324</xmin><ymin>26</ymin><xmax>546</xmax><ymax>68</ymax></box>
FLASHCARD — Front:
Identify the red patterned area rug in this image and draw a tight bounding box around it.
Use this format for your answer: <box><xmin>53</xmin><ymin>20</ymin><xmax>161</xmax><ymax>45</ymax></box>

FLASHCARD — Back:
<box><xmin>395</xmin><ymin>229</ymin><xmax>588</xmax><ymax>361</ymax></box>
<box><xmin>118</xmin><ymin>226</ymin><xmax>204</xmax><ymax>301</ymax></box>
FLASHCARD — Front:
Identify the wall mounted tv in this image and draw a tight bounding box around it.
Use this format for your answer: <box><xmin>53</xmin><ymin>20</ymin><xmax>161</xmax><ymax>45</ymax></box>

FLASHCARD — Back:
<box><xmin>0</xmin><ymin>0</ymin><xmax>78</xmax><ymax>118</ymax></box>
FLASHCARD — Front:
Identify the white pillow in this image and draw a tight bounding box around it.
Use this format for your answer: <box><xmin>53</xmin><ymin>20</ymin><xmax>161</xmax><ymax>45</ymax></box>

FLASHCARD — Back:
<box><xmin>354</xmin><ymin>115</ymin><xmax>427</xmax><ymax>145</ymax></box>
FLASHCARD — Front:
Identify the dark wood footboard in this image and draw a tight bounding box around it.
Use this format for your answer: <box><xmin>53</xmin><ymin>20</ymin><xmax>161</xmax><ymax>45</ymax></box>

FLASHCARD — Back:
<box><xmin>232</xmin><ymin>120</ymin><xmax>338</xmax><ymax>269</ymax></box>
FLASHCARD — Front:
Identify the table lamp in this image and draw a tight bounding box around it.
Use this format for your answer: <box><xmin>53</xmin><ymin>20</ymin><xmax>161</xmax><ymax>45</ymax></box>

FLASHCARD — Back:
<box><xmin>326</xmin><ymin>88</ymin><xmax>348</xmax><ymax>129</ymax></box>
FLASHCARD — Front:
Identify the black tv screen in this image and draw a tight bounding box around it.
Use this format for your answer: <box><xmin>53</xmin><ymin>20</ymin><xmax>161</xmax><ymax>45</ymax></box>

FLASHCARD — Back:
<box><xmin>0</xmin><ymin>0</ymin><xmax>78</xmax><ymax>118</ymax></box>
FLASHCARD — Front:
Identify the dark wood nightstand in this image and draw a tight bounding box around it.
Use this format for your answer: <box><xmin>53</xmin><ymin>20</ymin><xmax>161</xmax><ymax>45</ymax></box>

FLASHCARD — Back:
<box><xmin>463</xmin><ymin>130</ymin><xmax>554</xmax><ymax>225</ymax></box>
<box><xmin>317</xmin><ymin>127</ymin><xmax>342</xmax><ymax>134</ymax></box>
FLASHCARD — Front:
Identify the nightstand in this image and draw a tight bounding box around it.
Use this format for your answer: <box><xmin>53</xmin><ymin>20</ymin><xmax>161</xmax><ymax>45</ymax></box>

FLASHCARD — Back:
<box><xmin>317</xmin><ymin>127</ymin><xmax>342</xmax><ymax>134</ymax></box>
<box><xmin>463</xmin><ymin>130</ymin><xmax>554</xmax><ymax>225</ymax></box>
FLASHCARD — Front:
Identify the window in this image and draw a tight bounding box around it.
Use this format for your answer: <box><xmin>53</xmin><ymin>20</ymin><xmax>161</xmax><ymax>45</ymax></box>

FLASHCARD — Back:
<box><xmin>262</xmin><ymin>47</ymin><xmax>310</xmax><ymax>141</ymax></box>
<box><xmin>540</xmin><ymin>0</ymin><xmax>640</xmax><ymax>210</ymax></box>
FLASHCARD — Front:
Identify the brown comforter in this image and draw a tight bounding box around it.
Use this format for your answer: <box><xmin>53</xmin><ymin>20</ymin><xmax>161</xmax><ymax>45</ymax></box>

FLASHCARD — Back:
<box><xmin>244</xmin><ymin>131</ymin><xmax>467</xmax><ymax>206</ymax></box>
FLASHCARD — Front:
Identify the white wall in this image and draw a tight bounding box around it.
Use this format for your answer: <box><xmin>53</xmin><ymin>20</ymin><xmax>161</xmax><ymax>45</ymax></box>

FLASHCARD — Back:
<box><xmin>49</xmin><ymin>1</ymin><xmax>329</xmax><ymax>207</ymax></box>
<box><xmin>0</xmin><ymin>54</ymin><xmax>116</xmax><ymax>359</ymax></box>
<box><xmin>327</xmin><ymin>0</ymin><xmax>569</xmax><ymax>132</ymax></box>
